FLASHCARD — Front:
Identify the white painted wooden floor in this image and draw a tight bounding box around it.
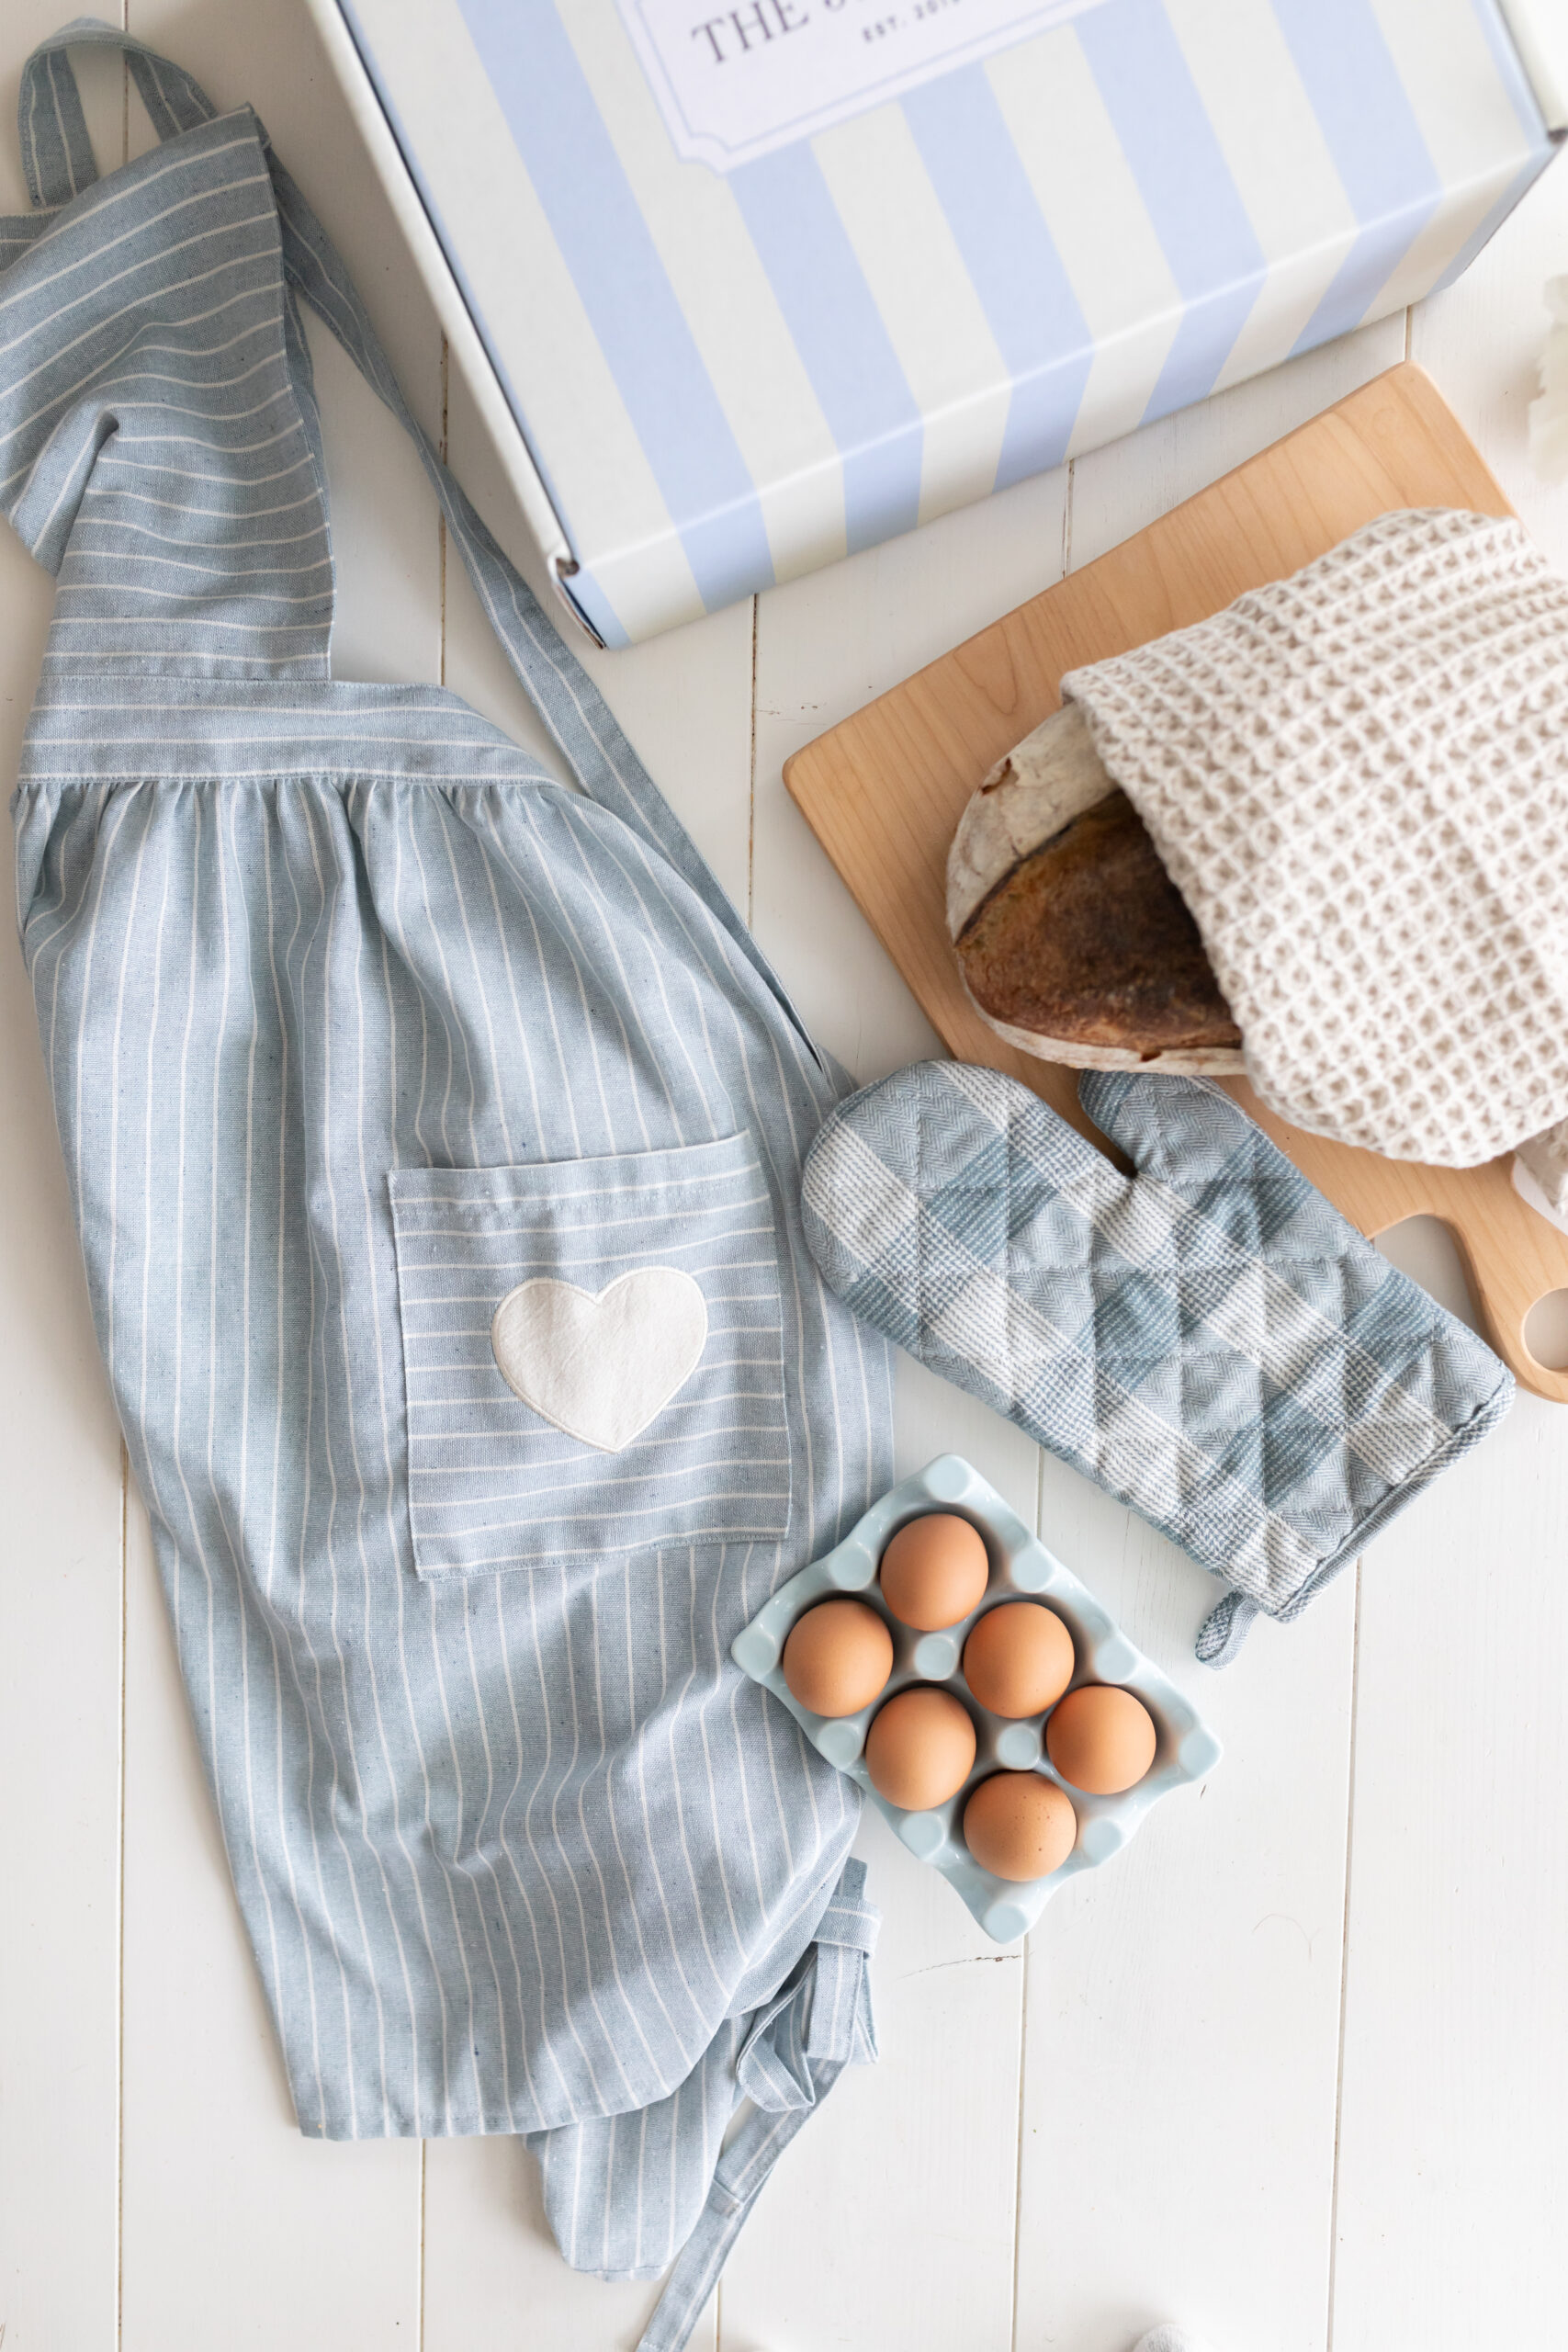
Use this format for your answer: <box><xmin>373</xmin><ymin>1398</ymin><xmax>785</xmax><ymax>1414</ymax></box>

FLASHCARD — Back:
<box><xmin>4</xmin><ymin>8</ymin><xmax>1567</xmax><ymax>2348</ymax></box>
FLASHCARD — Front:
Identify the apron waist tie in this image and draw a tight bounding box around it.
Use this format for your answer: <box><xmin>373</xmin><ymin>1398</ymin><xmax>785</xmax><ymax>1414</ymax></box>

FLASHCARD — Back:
<box><xmin>635</xmin><ymin>1860</ymin><xmax>879</xmax><ymax>2352</ymax></box>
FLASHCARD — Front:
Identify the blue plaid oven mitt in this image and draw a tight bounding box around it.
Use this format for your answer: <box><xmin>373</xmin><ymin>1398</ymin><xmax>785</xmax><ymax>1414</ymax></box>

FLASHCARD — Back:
<box><xmin>801</xmin><ymin>1063</ymin><xmax>1513</xmax><ymax>1664</ymax></box>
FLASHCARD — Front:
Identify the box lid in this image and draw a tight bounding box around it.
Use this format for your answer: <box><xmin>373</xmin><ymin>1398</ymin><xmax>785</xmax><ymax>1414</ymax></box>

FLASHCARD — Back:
<box><xmin>329</xmin><ymin>0</ymin><xmax>1551</xmax><ymax>645</ymax></box>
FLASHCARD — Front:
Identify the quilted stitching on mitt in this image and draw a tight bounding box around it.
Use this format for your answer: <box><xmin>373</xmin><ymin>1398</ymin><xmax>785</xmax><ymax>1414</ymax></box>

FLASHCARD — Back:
<box><xmin>801</xmin><ymin>1063</ymin><xmax>1513</xmax><ymax>1664</ymax></box>
<box><xmin>1062</xmin><ymin>507</ymin><xmax>1568</xmax><ymax>1167</ymax></box>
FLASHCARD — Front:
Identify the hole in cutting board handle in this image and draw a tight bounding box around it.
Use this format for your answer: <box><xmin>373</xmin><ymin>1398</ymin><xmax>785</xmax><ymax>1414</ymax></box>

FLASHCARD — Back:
<box><xmin>1524</xmin><ymin>1290</ymin><xmax>1568</xmax><ymax>1372</ymax></box>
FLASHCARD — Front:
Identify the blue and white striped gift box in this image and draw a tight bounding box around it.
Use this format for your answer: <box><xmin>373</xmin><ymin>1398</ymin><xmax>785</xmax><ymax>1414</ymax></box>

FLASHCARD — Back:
<box><xmin>322</xmin><ymin>0</ymin><xmax>1554</xmax><ymax>644</ymax></box>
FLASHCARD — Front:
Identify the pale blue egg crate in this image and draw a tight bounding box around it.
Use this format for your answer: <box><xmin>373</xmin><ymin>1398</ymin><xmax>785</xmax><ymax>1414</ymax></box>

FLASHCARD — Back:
<box><xmin>732</xmin><ymin>1453</ymin><xmax>1223</xmax><ymax>1943</ymax></box>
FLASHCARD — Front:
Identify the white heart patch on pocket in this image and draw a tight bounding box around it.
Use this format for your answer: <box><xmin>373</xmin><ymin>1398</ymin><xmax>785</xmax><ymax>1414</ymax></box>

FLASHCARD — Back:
<box><xmin>490</xmin><ymin>1267</ymin><xmax>709</xmax><ymax>1454</ymax></box>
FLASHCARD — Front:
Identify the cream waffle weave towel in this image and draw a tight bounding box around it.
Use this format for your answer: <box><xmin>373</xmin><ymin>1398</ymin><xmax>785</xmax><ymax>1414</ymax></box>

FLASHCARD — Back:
<box><xmin>1062</xmin><ymin>508</ymin><xmax>1568</xmax><ymax>1170</ymax></box>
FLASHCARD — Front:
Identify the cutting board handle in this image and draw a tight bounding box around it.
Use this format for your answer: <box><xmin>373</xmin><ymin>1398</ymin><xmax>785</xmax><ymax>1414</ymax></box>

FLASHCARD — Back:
<box><xmin>1416</xmin><ymin>1179</ymin><xmax>1568</xmax><ymax>1408</ymax></box>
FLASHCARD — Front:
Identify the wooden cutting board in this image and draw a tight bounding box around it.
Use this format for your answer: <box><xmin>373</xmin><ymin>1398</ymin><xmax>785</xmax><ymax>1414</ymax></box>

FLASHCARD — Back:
<box><xmin>784</xmin><ymin>362</ymin><xmax>1568</xmax><ymax>1404</ymax></box>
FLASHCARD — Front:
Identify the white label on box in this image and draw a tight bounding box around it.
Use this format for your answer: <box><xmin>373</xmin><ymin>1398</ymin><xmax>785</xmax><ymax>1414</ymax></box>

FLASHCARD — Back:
<box><xmin>614</xmin><ymin>0</ymin><xmax>1100</xmax><ymax>168</ymax></box>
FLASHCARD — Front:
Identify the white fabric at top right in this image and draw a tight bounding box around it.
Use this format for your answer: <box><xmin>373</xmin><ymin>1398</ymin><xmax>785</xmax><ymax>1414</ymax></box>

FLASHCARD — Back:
<box><xmin>1062</xmin><ymin>507</ymin><xmax>1568</xmax><ymax>1170</ymax></box>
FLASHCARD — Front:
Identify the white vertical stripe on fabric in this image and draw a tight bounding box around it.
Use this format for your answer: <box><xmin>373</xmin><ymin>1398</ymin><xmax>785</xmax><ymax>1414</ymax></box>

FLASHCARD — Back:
<box><xmin>562</xmin><ymin>1583</ymin><xmax>695</xmax><ymax>2081</ymax></box>
<box><xmin>487</xmin><ymin>1571</ymin><xmax>573</xmax><ymax>2110</ymax></box>
<box><xmin>433</xmin><ymin>797</ymin><xmax>515</xmax><ymax>1162</ymax></box>
<box><xmin>478</xmin><ymin>798</ymin><xmax>585</xmax><ymax>1156</ymax></box>
<box><xmin>406</xmin><ymin>816</ymin><xmax>513</xmax><ymax>2120</ymax></box>
<box><xmin>298</xmin><ymin>804</ymin><xmax>400</xmax><ymax>2132</ymax></box>
<box><xmin>349</xmin><ymin>797</ymin><xmax>472</xmax><ymax>2132</ymax></box>
<box><xmin>652</xmin><ymin>1557</ymin><xmax>722</xmax><ymax>2001</ymax></box>
<box><xmin>257</xmin><ymin>810</ymin><xmax>334</xmax><ymax>2132</ymax></box>
<box><xmin>513</xmin><ymin>798</ymin><xmax>626</xmax><ymax>1149</ymax></box>
<box><xmin>532</xmin><ymin>1571</ymin><xmax>640</xmax><ymax>2109</ymax></box>
<box><xmin>554</xmin><ymin>803</ymin><xmax>708</xmax><ymax>1141</ymax></box>
<box><xmin>616</xmin><ymin>1566</ymin><xmax>709</xmax><ymax>2028</ymax></box>
<box><xmin>584</xmin><ymin>1577</ymin><xmax>690</xmax><ymax>2063</ymax></box>
<box><xmin>213</xmin><ymin>785</ymin><xmax>295</xmax><ymax>2096</ymax></box>
<box><xmin>270</xmin><ymin>820</ymin><xmax>358</xmax><ymax>2127</ymax></box>
<box><xmin>506</xmin><ymin>1569</ymin><xmax>611</xmax><ymax>2112</ymax></box>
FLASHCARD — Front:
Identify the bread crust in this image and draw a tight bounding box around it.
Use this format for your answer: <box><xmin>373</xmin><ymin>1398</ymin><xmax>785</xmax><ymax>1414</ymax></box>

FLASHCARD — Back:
<box><xmin>948</xmin><ymin>703</ymin><xmax>1244</xmax><ymax>1074</ymax></box>
<box><xmin>947</xmin><ymin>701</ymin><xmax>1110</xmax><ymax>937</ymax></box>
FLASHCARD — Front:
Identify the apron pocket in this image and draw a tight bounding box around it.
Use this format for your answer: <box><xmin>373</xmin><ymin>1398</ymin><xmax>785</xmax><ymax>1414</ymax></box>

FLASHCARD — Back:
<box><xmin>389</xmin><ymin>1133</ymin><xmax>793</xmax><ymax>1576</ymax></box>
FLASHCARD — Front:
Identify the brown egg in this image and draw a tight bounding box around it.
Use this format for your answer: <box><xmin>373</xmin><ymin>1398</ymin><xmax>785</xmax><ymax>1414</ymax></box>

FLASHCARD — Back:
<box><xmin>1045</xmin><ymin>1685</ymin><xmax>1157</xmax><ymax>1793</ymax></box>
<box><xmin>963</xmin><ymin>1772</ymin><xmax>1077</xmax><ymax>1882</ymax></box>
<box><xmin>864</xmin><ymin>1687</ymin><xmax>977</xmax><ymax>1810</ymax></box>
<box><xmin>878</xmin><ymin>1513</ymin><xmax>989</xmax><ymax>1631</ymax></box>
<box><xmin>782</xmin><ymin>1599</ymin><xmax>894</xmax><ymax>1719</ymax></box>
<box><xmin>962</xmin><ymin>1601</ymin><xmax>1075</xmax><ymax>1719</ymax></box>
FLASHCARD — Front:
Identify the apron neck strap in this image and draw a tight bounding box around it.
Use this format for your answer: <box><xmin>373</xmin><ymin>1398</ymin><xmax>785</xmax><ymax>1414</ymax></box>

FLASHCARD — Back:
<box><xmin>269</xmin><ymin>148</ymin><xmax>799</xmax><ymax>1031</ymax></box>
<box><xmin>19</xmin><ymin>16</ymin><xmax>215</xmax><ymax>208</ymax></box>
<box><xmin>17</xmin><ymin>18</ymin><xmax>812</xmax><ymax>1055</ymax></box>
<box><xmin>267</xmin><ymin>148</ymin><xmax>668</xmax><ymax>852</ymax></box>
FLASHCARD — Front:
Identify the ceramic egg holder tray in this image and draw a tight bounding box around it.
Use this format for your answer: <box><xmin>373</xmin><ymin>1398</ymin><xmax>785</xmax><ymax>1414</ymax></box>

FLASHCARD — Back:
<box><xmin>733</xmin><ymin>1454</ymin><xmax>1223</xmax><ymax>1943</ymax></box>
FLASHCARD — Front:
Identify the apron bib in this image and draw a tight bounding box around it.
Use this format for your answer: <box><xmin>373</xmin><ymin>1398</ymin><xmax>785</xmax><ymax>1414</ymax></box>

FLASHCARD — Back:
<box><xmin>4</xmin><ymin>21</ymin><xmax>891</xmax><ymax>2342</ymax></box>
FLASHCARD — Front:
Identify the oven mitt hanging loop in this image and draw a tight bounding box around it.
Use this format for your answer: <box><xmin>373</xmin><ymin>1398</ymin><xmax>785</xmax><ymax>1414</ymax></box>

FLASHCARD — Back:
<box><xmin>801</xmin><ymin>1063</ymin><xmax>1513</xmax><ymax>1664</ymax></box>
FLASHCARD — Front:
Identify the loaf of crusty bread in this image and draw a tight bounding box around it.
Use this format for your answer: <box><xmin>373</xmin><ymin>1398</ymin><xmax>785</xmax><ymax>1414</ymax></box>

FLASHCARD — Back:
<box><xmin>946</xmin><ymin>702</ymin><xmax>1243</xmax><ymax>1073</ymax></box>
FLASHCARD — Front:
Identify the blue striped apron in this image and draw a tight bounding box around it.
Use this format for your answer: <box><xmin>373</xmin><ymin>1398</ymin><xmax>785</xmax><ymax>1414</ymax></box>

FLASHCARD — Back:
<box><xmin>4</xmin><ymin>21</ymin><xmax>891</xmax><ymax>2341</ymax></box>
